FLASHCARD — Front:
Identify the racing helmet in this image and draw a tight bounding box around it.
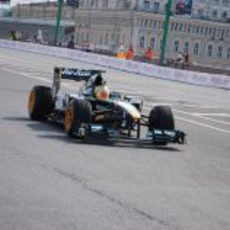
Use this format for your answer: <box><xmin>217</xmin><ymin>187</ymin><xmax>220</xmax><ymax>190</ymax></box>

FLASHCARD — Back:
<box><xmin>94</xmin><ymin>84</ymin><xmax>110</xmax><ymax>100</ymax></box>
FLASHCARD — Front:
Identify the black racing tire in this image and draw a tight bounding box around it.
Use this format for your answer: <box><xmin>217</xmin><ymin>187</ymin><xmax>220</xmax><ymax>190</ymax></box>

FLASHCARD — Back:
<box><xmin>64</xmin><ymin>99</ymin><xmax>92</xmax><ymax>138</ymax></box>
<box><xmin>148</xmin><ymin>105</ymin><xmax>175</xmax><ymax>130</ymax></box>
<box><xmin>28</xmin><ymin>86</ymin><xmax>53</xmax><ymax>120</ymax></box>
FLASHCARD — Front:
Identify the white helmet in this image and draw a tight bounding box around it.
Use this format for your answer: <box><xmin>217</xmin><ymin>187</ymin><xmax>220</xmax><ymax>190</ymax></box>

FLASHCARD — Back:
<box><xmin>94</xmin><ymin>85</ymin><xmax>110</xmax><ymax>100</ymax></box>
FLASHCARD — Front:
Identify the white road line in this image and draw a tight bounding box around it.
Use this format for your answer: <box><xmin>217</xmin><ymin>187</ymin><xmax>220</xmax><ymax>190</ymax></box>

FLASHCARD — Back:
<box><xmin>195</xmin><ymin>113</ymin><xmax>230</xmax><ymax>117</ymax></box>
<box><xmin>175</xmin><ymin>116</ymin><xmax>230</xmax><ymax>134</ymax></box>
<box><xmin>2</xmin><ymin>68</ymin><xmax>51</xmax><ymax>83</ymax></box>
<box><xmin>180</xmin><ymin>104</ymin><xmax>220</xmax><ymax>109</ymax></box>
<box><xmin>144</xmin><ymin>105</ymin><xmax>230</xmax><ymax>134</ymax></box>
<box><xmin>173</xmin><ymin>109</ymin><xmax>230</xmax><ymax>126</ymax></box>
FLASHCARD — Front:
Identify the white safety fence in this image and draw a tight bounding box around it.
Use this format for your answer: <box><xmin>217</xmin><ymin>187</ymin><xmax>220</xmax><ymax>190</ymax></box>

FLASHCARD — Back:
<box><xmin>1</xmin><ymin>39</ymin><xmax>229</xmax><ymax>90</ymax></box>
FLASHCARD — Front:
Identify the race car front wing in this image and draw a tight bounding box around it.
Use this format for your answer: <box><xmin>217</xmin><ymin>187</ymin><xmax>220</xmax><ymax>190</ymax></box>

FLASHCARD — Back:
<box><xmin>146</xmin><ymin>129</ymin><xmax>186</xmax><ymax>144</ymax></box>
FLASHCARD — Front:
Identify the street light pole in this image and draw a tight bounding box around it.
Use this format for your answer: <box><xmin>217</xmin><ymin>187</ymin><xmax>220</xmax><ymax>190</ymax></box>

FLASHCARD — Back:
<box><xmin>160</xmin><ymin>0</ymin><xmax>172</xmax><ymax>65</ymax></box>
<box><xmin>54</xmin><ymin>0</ymin><xmax>63</xmax><ymax>46</ymax></box>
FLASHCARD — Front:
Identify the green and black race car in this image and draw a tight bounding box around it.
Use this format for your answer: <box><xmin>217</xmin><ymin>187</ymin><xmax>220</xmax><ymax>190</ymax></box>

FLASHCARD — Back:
<box><xmin>28</xmin><ymin>67</ymin><xmax>186</xmax><ymax>145</ymax></box>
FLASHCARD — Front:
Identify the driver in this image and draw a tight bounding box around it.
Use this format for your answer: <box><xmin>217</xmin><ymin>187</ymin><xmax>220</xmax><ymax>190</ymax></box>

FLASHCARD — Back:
<box><xmin>94</xmin><ymin>74</ymin><xmax>110</xmax><ymax>100</ymax></box>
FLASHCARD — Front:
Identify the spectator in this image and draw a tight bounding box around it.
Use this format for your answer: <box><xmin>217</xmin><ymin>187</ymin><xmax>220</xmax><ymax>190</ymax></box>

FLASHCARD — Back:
<box><xmin>32</xmin><ymin>35</ymin><xmax>38</xmax><ymax>43</ymax></box>
<box><xmin>126</xmin><ymin>44</ymin><xmax>134</xmax><ymax>60</ymax></box>
<box><xmin>145</xmin><ymin>47</ymin><xmax>153</xmax><ymax>63</ymax></box>
<box><xmin>117</xmin><ymin>43</ymin><xmax>126</xmax><ymax>59</ymax></box>
<box><xmin>175</xmin><ymin>52</ymin><xmax>184</xmax><ymax>68</ymax></box>
<box><xmin>9</xmin><ymin>31</ymin><xmax>16</xmax><ymax>41</ymax></box>
<box><xmin>183</xmin><ymin>52</ymin><xmax>190</xmax><ymax>68</ymax></box>
<box><xmin>37</xmin><ymin>29</ymin><xmax>44</xmax><ymax>44</ymax></box>
<box><xmin>67</xmin><ymin>35</ymin><xmax>75</xmax><ymax>49</ymax></box>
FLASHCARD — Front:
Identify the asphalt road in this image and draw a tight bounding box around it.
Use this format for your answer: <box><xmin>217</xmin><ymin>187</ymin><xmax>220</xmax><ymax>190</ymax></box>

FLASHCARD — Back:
<box><xmin>0</xmin><ymin>48</ymin><xmax>230</xmax><ymax>230</ymax></box>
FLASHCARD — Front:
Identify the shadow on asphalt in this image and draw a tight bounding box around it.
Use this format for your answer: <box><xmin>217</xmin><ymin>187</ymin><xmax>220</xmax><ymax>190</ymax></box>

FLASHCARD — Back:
<box><xmin>3</xmin><ymin>116</ymin><xmax>182</xmax><ymax>152</ymax></box>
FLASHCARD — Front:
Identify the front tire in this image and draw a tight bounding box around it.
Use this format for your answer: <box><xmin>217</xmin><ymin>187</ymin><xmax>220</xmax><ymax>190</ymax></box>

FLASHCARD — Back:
<box><xmin>148</xmin><ymin>105</ymin><xmax>175</xmax><ymax>130</ymax></box>
<box><xmin>148</xmin><ymin>106</ymin><xmax>175</xmax><ymax>145</ymax></box>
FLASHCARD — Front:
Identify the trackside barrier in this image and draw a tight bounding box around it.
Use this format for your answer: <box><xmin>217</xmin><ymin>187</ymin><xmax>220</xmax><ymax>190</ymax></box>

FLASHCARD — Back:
<box><xmin>0</xmin><ymin>39</ymin><xmax>229</xmax><ymax>90</ymax></box>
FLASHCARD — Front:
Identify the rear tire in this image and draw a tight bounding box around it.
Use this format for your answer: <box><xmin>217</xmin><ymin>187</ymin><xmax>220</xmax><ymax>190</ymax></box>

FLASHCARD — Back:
<box><xmin>28</xmin><ymin>86</ymin><xmax>53</xmax><ymax>120</ymax></box>
<box><xmin>65</xmin><ymin>99</ymin><xmax>92</xmax><ymax>138</ymax></box>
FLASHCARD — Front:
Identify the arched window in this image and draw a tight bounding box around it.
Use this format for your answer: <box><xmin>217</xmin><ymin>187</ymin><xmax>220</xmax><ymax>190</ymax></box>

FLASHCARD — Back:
<box><xmin>184</xmin><ymin>42</ymin><xmax>189</xmax><ymax>53</ymax></box>
<box><xmin>174</xmin><ymin>40</ymin><xmax>180</xmax><ymax>53</ymax></box>
<box><xmin>212</xmin><ymin>10</ymin><xmax>218</xmax><ymax>18</ymax></box>
<box><xmin>194</xmin><ymin>43</ymin><xmax>199</xmax><ymax>55</ymax></box>
<box><xmin>222</xmin><ymin>12</ymin><xmax>228</xmax><ymax>19</ymax></box>
<box><xmin>140</xmin><ymin>36</ymin><xmax>145</xmax><ymax>48</ymax></box>
<box><xmin>217</xmin><ymin>46</ymin><xmax>223</xmax><ymax>58</ymax></box>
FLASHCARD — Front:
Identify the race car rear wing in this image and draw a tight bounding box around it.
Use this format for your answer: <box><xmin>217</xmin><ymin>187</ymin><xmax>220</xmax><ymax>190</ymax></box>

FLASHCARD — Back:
<box><xmin>52</xmin><ymin>67</ymin><xmax>105</xmax><ymax>99</ymax></box>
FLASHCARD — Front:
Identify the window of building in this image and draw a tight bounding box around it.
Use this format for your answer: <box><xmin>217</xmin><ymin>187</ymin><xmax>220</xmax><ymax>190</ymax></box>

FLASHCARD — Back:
<box><xmin>223</xmin><ymin>0</ymin><xmax>229</xmax><ymax>7</ymax></box>
<box><xmin>99</xmin><ymin>34</ymin><xmax>103</xmax><ymax>44</ymax></box>
<box><xmin>153</xmin><ymin>20</ymin><xmax>157</xmax><ymax>28</ymax></box>
<box><xmin>158</xmin><ymin>22</ymin><xmax>162</xmax><ymax>29</ymax></box>
<box><xmin>81</xmin><ymin>32</ymin><xmax>84</xmax><ymax>41</ymax></box>
<box><xmin>76</xmin><ymin>32</ymin><xmax>79</xmax><ymax>43</ymax></box>
<box><xmin>220</xmin><ymin>29</ymin><xmax>225</xmax><ymax>40</ymax></box>
<box><xmin>143</xmin><ymin>0</ymin><xmax>150</xmax><ymax>9</ymax></box>
<box><xmin>170</xmin><ymin>22</ymin><xmax>174</xmax><ymax>31</ymax></box>
<box><xmin>205</xmin><ymin>27</ymin><xmax>208</xmax><ymax>36</ymax></box>
<box><xmin>149</xmin><ymin>19</ymin><xmax>153</xmax><ymax>27</ymax></box>
<box><xmin>209</xmin><ymin>28</ymin><xmax>213</xmax><ymax>35</ymax></box>
<box><xmin>102</xmin><ymin>0</ymin><xmax>108</xmax><ymax>8</ymax></box>
<box><xmin>184</xmin><ymin>42</ymin><xmax>189</xmax><ymax>53</ymax></box>
<box><xmin>150</xmin><ymin>37</ymin><xmax>155</xmax><ymax>49</ymax></box>
<box><xmin>86</xmin><ymin>32</ymin><xmax>89</xmax><ymax>41</ymax></box>
<box><xmin>200</xmin><ymin>27</ymin><xmax>204</xmax><ymax>35</ymax></box>
<box><xmin>153</xmin><ymin>2</ymin><xmax>160</xmax><ymax>12</ymax></box>
<box><xmin>198</xmin><ymin>9</ymin><xmax>204</xmax><ymax>17</ymax></box>
<box><xmin>111</xmin><ymin>33</ymin><xmax>115</xmax><ymax>42</ymax></box>
<box><xmin>144</xmin><ymin>19</ymin><xmax>148</xmax><ymax>27</ymax></box>
<box><xmin>116</xmin><ymin>34</ymin><xmax>120</xmax><ymax>44</ymax></box>
<box><xmin>179</xmin><ymin>24</ymin><xmax>183</xmax><ymax>32</ymax></box>
<box><xmin>222</xmin><ymin>12</ymin><xmax>228</xmax><ymax>19</ymax></box>
<box><xmin>192</xmin><ymin>26</ymin><xmax>196</xmax><ymax>33</ymax></box>
<box><xmin>175</xmin><ymin>23</ymin><xmax>178</xmax><ymax>31</ymax></box>
<box><xmin>194</xmin><ymin>43</ymin><xmax>199</xmax><ymax>55</ymax></box>
<box><xmin>140</xmin><ymin>19</ymin><xmax>144</xmax><ymax>27</ymax></box>
<box><xmin>217</xmin><ymin>46</ymin><xmax>223</xmax><ymax>58</ymax></box>
<box><xmin>212</xmin><ymin>10</ymin><xmax>218</xmax><ymax>18</ymax></box>
<box><xmin>227</xmin><ymin>48</ymin><xmax>230</xmax><ymax>59</ymax></box>
<box><xmin>104</xmin><ymin>33</ymin><xmax>108</xmax><ymax>45</ymax></box>
<box><xmin>188</xmin><ymin>25</ymin><xmax>192</xmax><ymax>33</ymax></box>
<box><xmin>207</xmin><ymin>45</ymin><xmax>213</xmax><ymax>57</ymax></box>
<box><xmin>140</xmin><ymin>36</ymin><xmax>145</xmax><ymax>48</ymax></box>
<box><xmin>174</xmin><ymin>40</ymin><xmax>180</xmax><ymax>53</ymax></box>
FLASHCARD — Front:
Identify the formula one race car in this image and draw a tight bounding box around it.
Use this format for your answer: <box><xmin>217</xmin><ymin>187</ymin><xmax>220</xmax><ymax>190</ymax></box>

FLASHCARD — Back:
<box><xmin>28</xmin><ymin>67</ymin><xmax>186</xmax><ymax>145</ymax></box>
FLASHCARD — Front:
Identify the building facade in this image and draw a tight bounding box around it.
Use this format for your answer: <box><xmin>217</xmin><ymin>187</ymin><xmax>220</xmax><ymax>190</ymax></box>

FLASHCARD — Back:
<box><xmin>11</xmin><ymin>0</ymin><xmax>230</xmax><ymax>68</ymax></box>
<box><xmin>192</xmin><ymin>0</ymin><xmax>230</xmax><ymax>23</ymax></box>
